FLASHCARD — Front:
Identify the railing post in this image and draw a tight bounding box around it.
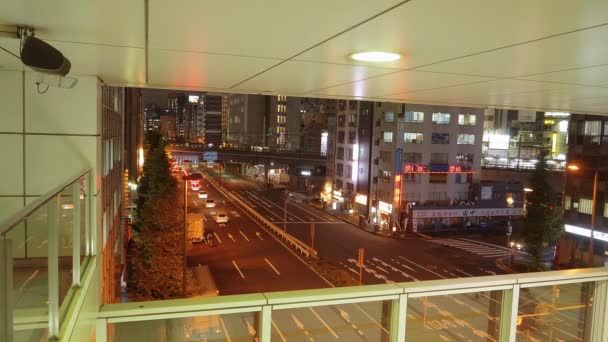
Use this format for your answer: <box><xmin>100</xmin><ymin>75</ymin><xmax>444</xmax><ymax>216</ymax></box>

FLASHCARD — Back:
<box><xmin>72</xmin><ymin>182</ymin><xmax>82</xmax><ymax>286</ymax></box>
<box><xmin>588</xmin><ymin>279</ymin><xmax>608</xmax><ymax>341</ymax></box>
<box><xmin>391</xmin><ymin>294</ymin><xmax>408</xmax><ymax>342</ymax></box>
<box><xmin>96</xmin><ymin>318</ymin><xmax>108</xmax><ymax>341</ymax></box>
<box><xmin>259</xmin><ymin>305</ymin><xmax>272</xmax><ymax>342</ymax></box>
<box><xmin>498</xmin><ymin>285</ymin><xmax>520</xmax><ymax>342</ymax></box>
<box><xmin>86</xmin><ymin>172</ymin><xmax>94</xmax><ymax>256</ymax></box>
<box><xmin>0</xmin><ymin>238</ymin><xmax>14</xmax><ymax>342</ymax></box>
<box><xmin>48</xmin><ymin>195</ymin><xmax>60</xmax><ymax>338</ymax></box>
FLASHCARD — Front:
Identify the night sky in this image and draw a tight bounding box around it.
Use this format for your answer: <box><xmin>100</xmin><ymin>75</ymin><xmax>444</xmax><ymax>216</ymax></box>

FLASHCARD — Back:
<box><xmin>142</xmin><ymin>88</ymin><xmax>173</xmax><ymax>108</ymax></box>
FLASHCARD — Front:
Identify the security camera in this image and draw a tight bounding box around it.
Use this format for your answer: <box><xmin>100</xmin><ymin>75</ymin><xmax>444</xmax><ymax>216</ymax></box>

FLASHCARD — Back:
<box><xmin>20</xmin><ymin>35</ymin><xmax>78</xmax><ymax>89</ymax></box>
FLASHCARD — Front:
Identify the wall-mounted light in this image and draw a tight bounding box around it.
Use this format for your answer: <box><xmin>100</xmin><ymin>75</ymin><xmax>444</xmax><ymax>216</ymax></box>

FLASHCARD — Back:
<box><xmin>350</xmin><ymin>51</ymin><xmax>401</xmax><ymax>62</ymax></box>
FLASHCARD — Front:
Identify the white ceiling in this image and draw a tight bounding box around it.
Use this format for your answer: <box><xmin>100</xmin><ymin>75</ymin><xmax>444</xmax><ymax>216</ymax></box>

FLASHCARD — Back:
<box><xmin>1</xmin><ymin>0</ymin><xmax>608</xmax><ymax>113</ymax></box>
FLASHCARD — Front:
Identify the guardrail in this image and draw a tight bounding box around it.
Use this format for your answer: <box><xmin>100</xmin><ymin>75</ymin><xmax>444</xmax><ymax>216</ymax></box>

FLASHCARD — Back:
<box><xmin>202</xmin><ymin>174</ymin><xmax>317</xmax><ymax>258</ymax></box>
<box><xmin>96</xmin><ymin>267</ymin><xmax>608</xmax><ymax>342</ymax></box>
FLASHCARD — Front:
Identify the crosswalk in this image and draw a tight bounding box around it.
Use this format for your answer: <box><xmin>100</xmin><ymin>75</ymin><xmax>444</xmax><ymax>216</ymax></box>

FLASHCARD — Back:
<box><xmin>429</xmin><ymin>238</ymin><xmax>508</xmax><ymax>258</ymax></box>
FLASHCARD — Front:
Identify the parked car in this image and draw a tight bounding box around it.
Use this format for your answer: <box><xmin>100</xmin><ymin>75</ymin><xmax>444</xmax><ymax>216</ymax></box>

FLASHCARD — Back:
<box><xmin>205</xmin><ymin>199</ymin><xmax>216</xmax><ymax>208</ymax></box>
<box><xmin>215</xmin><ymin>214</ymin><xmax>229</xmax><ymax>223</ymax></box>
<box><xmin>198</xmin><ymin>191</ymin><xmax>208</xmax><ymax>199</ymax></box>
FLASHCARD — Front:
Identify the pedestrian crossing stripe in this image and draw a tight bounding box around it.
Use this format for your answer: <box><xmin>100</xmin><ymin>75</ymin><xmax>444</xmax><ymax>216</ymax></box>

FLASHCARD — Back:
<box><xmin>430</xmin><ymin>239</ymin><xmax>507</xmax><ymax>258</ymax></box>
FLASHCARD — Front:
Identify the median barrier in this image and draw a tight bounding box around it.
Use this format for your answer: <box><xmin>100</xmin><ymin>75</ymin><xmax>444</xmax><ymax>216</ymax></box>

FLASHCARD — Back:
<box><xmin>203</xmin><ymin>174</ymin><xmax>317</xmax><ymax>258</ymax></box>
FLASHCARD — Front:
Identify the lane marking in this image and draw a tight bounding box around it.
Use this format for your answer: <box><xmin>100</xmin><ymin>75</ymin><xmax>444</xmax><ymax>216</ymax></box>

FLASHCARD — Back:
<box><xmin>398</xmin><ymin>256</ymin><xmax>446</xmax><ymax>279</ymax></box>
<box><xmin>202</xmin><ymin>215</ymin><xmax>207</xmax><ymax>222</ymax></box>
<box><xmin>239</xmin><ymin>230</ymin><xmax>250</xmax><ymax>242</ymax></box>
<box><xmin>232</xmin><ymin>260</ymin><xmax>245</xmax><ymax>278</ymax></box>
<box><xmin>219</xmin><ymin>317</ymin><xmax>232</xmax><ymax>342</ymax></box>
<box><xmin>265</xmin><ymin>258</ymin><xmax>281</xmax><ymax>275</ymax></box>
<box><xmin>192</xmin><ymin>200</ymin><xmax>198</xmax><ymax>207</ymax></box>
<box><xmin>18</xmin><ymin>236</ymin><xmax>33</xmax><ymax>249</ymax></box>
<box><xmin>309</xmin><ymin>307</ymin><xmax>339</xmax><ymax>338</ymax></box>
<box><xmin>227</xmin><ymin>233</ymin><xmax>236</xmax><ymax>242</ymax></box>
<box><xmin>256</xmin><ymin>232</ymin><xmax>264</xmax><ymax>240</ymax></box>
<box><xmin>214</xmin><ymin>232</ymin><xmax>222</xmax><ymax>244</ymax></box>
<box><xmin>272</xmin><ymin>320</ymin><xmax>287</xmax><ymax>342</ymax></box>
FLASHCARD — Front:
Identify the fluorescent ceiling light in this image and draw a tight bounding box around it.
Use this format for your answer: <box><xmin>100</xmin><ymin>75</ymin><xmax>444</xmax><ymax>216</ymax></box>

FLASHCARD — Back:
<box><xmin>350</xmin><ymin>51</ymin><xmax>401</xmax><ymax>62</ymax></box>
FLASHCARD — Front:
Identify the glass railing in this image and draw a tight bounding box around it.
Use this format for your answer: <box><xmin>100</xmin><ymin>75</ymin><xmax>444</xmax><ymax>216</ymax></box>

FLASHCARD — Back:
<box><xmin>0</xmin><ymin>169</ymin><xmax>93</xmax><ymax>341</ymax></box>
<box><xmin>97</xmin><ymin>268</ymin><xmax>608</xmax><ymax>342</ymax></box>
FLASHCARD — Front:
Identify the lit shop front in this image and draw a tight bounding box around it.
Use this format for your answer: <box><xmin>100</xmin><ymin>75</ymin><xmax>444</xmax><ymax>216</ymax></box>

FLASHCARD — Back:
<box><xmin>410</xmin><ymin>207</ymin><xmax>524</xmax><ymax>232</ymax></box>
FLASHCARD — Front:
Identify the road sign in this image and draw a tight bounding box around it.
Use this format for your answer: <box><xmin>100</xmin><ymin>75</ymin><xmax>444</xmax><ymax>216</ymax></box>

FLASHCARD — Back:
<box><xmin>203</xmin><ymin>151</ymin><xmax>218</xmax><ymax>161</ymax></box>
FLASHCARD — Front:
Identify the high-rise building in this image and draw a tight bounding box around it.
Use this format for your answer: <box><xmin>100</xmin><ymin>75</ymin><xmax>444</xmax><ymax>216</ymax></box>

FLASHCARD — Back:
<box><xmin>167</xmin><ymin>93</ymin><xmax>187</xmax><ymax>139</ymax></box>
<box><xmin>202</xmin><ymin>93</ymin><xmax>225</xmax><ymax>146</ymax></box>
<box><xmin>227</xmin><ymin>94</ymin><xmax>267</xmax><ymax>147</ymax></box>
<box><xmin>160</xmin><ymin>113</ymin><xmax>177</xmax><ymax>140</ymax></box>
<box><xmin>143</xmin><ymin>103</ymin><xmax>161</xmax><ymax>134</ymax></box>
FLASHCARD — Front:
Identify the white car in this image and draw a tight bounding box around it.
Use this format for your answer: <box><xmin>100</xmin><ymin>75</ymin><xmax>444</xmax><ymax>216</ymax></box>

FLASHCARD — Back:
<box><xmin>215</xmin><ymin>214</ymin><xmax>229</xmax><ymax>223</ymax></box>
<box><xmin>198</xmin><ymin>191</ymin><xmax>208</xmax><ymax>199</ymax></box>
<box><xmin>205</xmin><ymin>199</ymin><xmax>216</xmax><ymax>208</ymax></box>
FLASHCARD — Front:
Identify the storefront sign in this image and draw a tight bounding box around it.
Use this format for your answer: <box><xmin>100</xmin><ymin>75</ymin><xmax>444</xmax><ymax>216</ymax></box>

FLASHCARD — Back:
<box><xmin>412</xmin><ymin>207</ymin><xmax>523</xmax><ymax>219</ymax></box>
<box><xmin>379</xmin><ymin>201</ymin><xmax>392</xmax><ymax>214</ymax></box>
<box><xmin>355</xmin><ymin>194</ymin><xmax>368</xmax><ymax>205</ymax></box>
<box><xmin>404</xmin><ymin>163</ymin><xmax>472</xmax><ymax>174</ymax></box>
<box><xmin>565</xmin><ymin>224</ymin><xmax>608</xmax><ymax>242</ymax></box>
<box><xmin>403</xmin><ymin>164</ymin><xmax>428</xmax><ymax>173</ymax></box>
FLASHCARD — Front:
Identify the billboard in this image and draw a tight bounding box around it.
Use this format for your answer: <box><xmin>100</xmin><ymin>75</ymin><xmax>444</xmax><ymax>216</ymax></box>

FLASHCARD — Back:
<box><xmin>188</xmin><ymin>95</ymin><xmax>199</xmax><ymax>103</ymax></box>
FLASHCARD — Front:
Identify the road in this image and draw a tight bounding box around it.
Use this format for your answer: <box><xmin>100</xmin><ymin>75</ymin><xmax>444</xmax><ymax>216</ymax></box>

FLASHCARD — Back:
<box><xmin>193</xmin><ymin>168</ymin><xmax>590</xmax><ymax>342</ymax></box>
<box><xmin>185</xmin><ymin>174</ymin><xmax>329</xmax><ymax>296</ymax></box>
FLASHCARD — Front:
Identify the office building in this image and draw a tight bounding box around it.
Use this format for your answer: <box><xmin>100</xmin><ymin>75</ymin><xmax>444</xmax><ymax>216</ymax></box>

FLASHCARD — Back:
<box><xmin>561</xmin><ymin>113</ymin><xmax>608</xmax><ymax>267</ymax></box>
<box><xmin>202</xmin><ymin>92</ymin><xmax>224</xmax><ymax>146</ymax></box>
<box><xmin>143</xmin><ymin>103</ymin><xmax>161</xmax><ymax>134</ymax></box>
<box><xmin>159</xmin><ymin>113</ymin><xmax>177</xmax><ymax>140</ymax></box>
<box><xmin>227</xmin><ymin>94</ymin><xmax>267</xmax><ymax>147</ymax></box>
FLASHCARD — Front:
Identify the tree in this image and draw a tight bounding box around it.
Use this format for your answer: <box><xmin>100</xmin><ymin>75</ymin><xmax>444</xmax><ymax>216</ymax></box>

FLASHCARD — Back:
<box><xmin>129</xmin><ymin>130</ymin><xmax>184</xmax><ymax>300</ymax></box>
<box><xmin>521</xmin><ymin>152</ymin><xmax>563</xmax><ymax>270</ymax></box>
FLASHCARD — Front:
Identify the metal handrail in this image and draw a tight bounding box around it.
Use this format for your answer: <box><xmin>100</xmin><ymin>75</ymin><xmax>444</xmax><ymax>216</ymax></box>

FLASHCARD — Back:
<box><xmin>0</xmin><ymin>168</ymin><xmax>91</xmax><ymax>236</ymax></box>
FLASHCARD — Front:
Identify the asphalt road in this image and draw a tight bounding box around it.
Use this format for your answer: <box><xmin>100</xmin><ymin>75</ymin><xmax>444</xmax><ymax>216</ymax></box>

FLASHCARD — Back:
<box><xmin>185</xmin><ymin>175</ymin><xmax>329</xmax><ymax>295</ymax></box>
<box><xmin>196</xmin><ymin>168</ymin><xmax>590</xmax><ymax>342</ymax></box>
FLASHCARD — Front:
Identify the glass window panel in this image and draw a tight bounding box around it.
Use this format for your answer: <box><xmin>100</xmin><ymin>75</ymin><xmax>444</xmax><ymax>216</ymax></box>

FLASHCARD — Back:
<box><xmin>383</xmin><ymin>131</ymin><xmax>393</xmax><ymax>143</ymax></box>
<box><xmin>404</xmin><ymin>132</ymin><xmax>423</xmax><ymax>143</ymax></box>
<box><xmin>273</xmin><ymin>301</ymin><xmax>391</xmax><ymax>341</ymax></box>
<box><xmin>406</xmin><ymin>291</ymin><xmax>503</xmax><ymax>341</ymax></box>
<box><xmin>516</xmin><ymin>282</ymin><xmax>594</xmax><ymax>341</ymax></box>
<box><xmin>458</xmin><ymin>114</ymin><xmax>477</xmax><ymax>125</ymax></box>
<box><xmin>405</xmin><ymin>111</ymin><xmax>424</xmax><ymax>123</ymax></box>
<box><xmin>432</xmin><ymin>112</ymin><xmax>451</xmax><ymax>124</ymax></box>
<box><xmin>110</xmin><ymin>312</ymin><xmax>257</xmax><ymax>341</ymax></box>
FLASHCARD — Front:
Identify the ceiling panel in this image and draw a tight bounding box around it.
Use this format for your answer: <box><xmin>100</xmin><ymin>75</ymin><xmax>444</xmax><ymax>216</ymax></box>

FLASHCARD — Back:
<box><xmin>0</xmin><ymin>37</ymin><xmax>23</xmax><ymax>71</ymax></box>
<box><xmin>148</xmin><ymin>49</ymin><xmax>280</xmax><ymax>89</ymax></box>
<box><xmin>295</xmin><ymin>0</ymin><xmax>608</xmax><ymax>69</ymax></box>
<box><xmin>148</xmin><ymin>0</ymin><xmax>403</xmax><ymax>59</ymax></box>
<box><xmin>311</xmin><ymin>70</ymin><xmax>495</xmax><ymax>98</ymax></box>
<box><xmin>518</xmin><ymin>64</ymin><xmax>608</xmax><ymax>86</ymax></box>
<box><xmin>418</xmin><ymin>26</ymin><xmax>608</xmax><ymax>78</ymax></box>
<box><xmin>235</xmin><ymin>61</ymin><xmax>396</xmax><ymax>94</ymax></box>
<box><xmin>0</xmin><ymin>0</ymin><xmax>144</xmax><ymax>47</ymax></box>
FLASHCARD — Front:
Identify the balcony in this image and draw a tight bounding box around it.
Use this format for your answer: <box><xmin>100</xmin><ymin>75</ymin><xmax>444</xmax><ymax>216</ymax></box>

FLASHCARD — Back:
<box><xmin>2</xmin><ymin>170</ymin><xmax>608</xmax><ymax>342</ymax></box>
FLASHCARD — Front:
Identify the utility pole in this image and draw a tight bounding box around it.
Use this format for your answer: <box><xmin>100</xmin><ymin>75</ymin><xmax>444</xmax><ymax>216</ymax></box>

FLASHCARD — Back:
<box><xmin>183</xmin><ymin>176</ymin><xmax>188</xmax><ymax>297</ymax></box>
<box><xmin>358</xmin><ymin>247</ymin><xmax>364</xmax><ymax>286</ymax></box>
<box><xmin>310</xmin><ymin>224</ymin><xmax>315</xmax><ymax>250</ymax></box>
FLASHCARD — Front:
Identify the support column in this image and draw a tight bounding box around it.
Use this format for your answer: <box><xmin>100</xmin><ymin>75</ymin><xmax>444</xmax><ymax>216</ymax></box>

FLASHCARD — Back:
<box><xmin>498</xmin><ymin>285</ymin><xmax>520</xmax><ymax>342</ymax></box>
<box><xmin>72</xmin><ymin>183</ymin><xmax>81</xmax><ymax>286</ymax></box>
<box><xmin>0</xmin><ymin>238</ymin><xmax>14</xmax><ymax>342</ymax></box>
<box><xmin>258</xmin><ymin>305</ymin><xmax>272</xmax><ymax>342</ymax></box>
<box><xmin>390</xmin><ymin>294</ymin><xmax>408</xmax><ymax>342</ymax></box>
<box><xmin>588</xmin><ymin>280</ymin><xmax>608</xmax><ymax>341</ymax></box>
<box><xmin>48</xmin><ymin>196</ymin><xmax>60</xmax><ymax>337</ymax></box>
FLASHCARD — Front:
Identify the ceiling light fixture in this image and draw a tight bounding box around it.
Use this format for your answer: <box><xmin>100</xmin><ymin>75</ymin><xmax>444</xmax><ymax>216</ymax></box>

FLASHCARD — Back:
<box><xmin>350</xmin><ymin>51</ymin><xmax>401</xmax><ymax>62</ymax></box>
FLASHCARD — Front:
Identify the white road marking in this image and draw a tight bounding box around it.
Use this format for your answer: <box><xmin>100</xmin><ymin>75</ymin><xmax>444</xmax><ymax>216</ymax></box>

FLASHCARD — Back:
<box><xmin>192</xmin><ymin>200</ymin><xmax>198</xmax><ymax>207</ymax></box>
<box><xmin>232</xmin><ymin>260</ymin><xmax>245</xmax><ymax>278</ymax></box>
<box><xmin>214</xmin><ymin>232</ymin><xmax>222</xmax><ymax>244</ymax></box>
<box><xmin>256</xmin><ymin>232</ymin><xmax>263</xmax><ymax>240</ymax></box>
<box><xmin>265</xmin><ymin>258</ymin><xmax>281</xmax><ymax>275</ymax></box>
<box><xmin>309</xmin><ymin>307</ymin><xmax>339</xmax><ymax>338</ymax></box>
<box><xmin>455</xmin><ymin>268</ymin><xmax>474</xmax><ymax>277</ymax></box>
<box><xmin>245</xmin><ymin>318</ymin><xmax>257</xmax><ymax>336</ymax></box>
<box><xmin>219</xmin><ymin>317</ymin><xmax>232</xmax><ymax>342</ymax></box>
<box><xmin>272</xmin><ymin>320</ymin><xmax>287</xmax><ymax>342</ymax></box>
<box><xmin>202</xmin><ymin>215</ymin><xmax>207</xmax><ymax>222</ymax></box>
<box><xmin>239</xmin><ymin>230</ymin><xmax>250</xmax><ymax>242</ymax></box>
<box><xmin>18</xmin><ymin>237</ymin><xmax>33</xmax><ymax>249</ymax></box>
<box><xmin>227</xmin><ymin>233</ymin><xmax>236</xmax><ymax>242</ymax></box>
<box><xmin>398</xmin><ymin>256</ymin><xmax>446</xmax><ymax>279</ymax></box>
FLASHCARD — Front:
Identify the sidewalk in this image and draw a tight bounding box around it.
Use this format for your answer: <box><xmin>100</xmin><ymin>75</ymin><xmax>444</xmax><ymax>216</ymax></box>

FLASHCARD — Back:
<box><xmin>309</xmin><ymin>202</ymin><xmax>397</xmax><ymax>238</ymax></box>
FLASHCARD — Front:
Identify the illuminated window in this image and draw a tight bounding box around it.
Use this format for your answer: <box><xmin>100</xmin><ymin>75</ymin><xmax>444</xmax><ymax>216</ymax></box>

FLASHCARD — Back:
<box><xmin>404</xmin><ymin>111</ymin><xmax>424</xmax><ymax>123</ymax></box>
<box><xmin>404</xmin><ymin>132</ymin><xmax>423</xmax><ymax>144</ymax></box>
<box><xmin>381</xmin><ymin>170</ymin><xmax>392</xmax><ymax>183</ymax></box>
<box><xmin>458</xmin><ymin>114</ymin><xmax>477</xmax><ymax>125</ymax></box>
<box><xmin>432</xmin><ymin>113</ymin><xmax>451</xmax><ymax>124</ymax></box>
<box><xmin>579</xmin><ymin>198</ymin><xmax>593</xmax><ymax>214</ymax></box>
<box><xmin>384</xmin><ymin>112</ymin><xmax>394</xmax><ymax>123</ymax></box>
<box><xmin>457</xmin><ymin>134</ymin><xmax>475</xmax><ymax>144</ymax></box>
<box><xmin>383</xmin><ymin>131</ymin><xmax>393</xmax><ymax>143</ymax></box>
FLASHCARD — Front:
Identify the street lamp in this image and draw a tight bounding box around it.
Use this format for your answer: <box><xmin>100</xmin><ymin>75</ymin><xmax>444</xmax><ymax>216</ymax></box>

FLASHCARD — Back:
<box><xmin>566</xmin><ymin>163</ymin><xmax>599</xmax><ymax>267</ymax></box>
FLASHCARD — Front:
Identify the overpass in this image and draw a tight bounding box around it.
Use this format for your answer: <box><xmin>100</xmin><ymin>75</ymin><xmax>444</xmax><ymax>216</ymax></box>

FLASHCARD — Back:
<box><xmin>167</xmin><ymin>146</ymin><xmax>327</xmax><ymax>169</ymax></box>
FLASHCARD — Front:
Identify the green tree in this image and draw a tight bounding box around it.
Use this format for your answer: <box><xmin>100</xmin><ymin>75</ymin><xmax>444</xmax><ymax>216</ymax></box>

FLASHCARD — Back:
<box><xmin>521</xmin><ymin>152</ymin><xmax>563</xmax><ymax>270</ymax></box>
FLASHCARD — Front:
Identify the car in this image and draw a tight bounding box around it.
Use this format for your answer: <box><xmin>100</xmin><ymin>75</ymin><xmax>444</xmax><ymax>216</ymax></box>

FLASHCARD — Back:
<box><xmin>205</xmin><ymin>199</ymin><xmax>216</xmax><ymax>208</ymax></box>
<box><xmin>198</xmin><ymin>191</ymin><xmax>208</xmax><ymax>199</ymax></box>
<box><xmin>215</xmin><ymin>214</ymin><xmax>229</xmax><ymax>223</ymax></box>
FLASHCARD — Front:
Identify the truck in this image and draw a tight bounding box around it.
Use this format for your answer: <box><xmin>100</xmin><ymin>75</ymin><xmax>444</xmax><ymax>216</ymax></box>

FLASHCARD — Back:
<box><xmin>187</xmin><ymin>214</ymin><xmax>204</xmax><ymax>243</ymax></box>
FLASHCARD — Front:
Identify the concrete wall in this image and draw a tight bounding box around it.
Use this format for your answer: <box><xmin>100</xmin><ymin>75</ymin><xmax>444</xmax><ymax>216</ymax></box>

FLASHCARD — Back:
<box><xmin>0</xmin><ymin>70</ymin><xmax>101</xmax><ymax>221</ymax></box>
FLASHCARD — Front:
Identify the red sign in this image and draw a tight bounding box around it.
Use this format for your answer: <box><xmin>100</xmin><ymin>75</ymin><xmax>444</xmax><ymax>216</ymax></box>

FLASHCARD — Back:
<box><xmin>403</xmin><ymin>164</ymin><xmax>428</xmax><ymax>173</ymax></box>
<box><xmin>448</xmin><ymin>165</ymin><xmax>463</xmax><ymax>173</ymax></box>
